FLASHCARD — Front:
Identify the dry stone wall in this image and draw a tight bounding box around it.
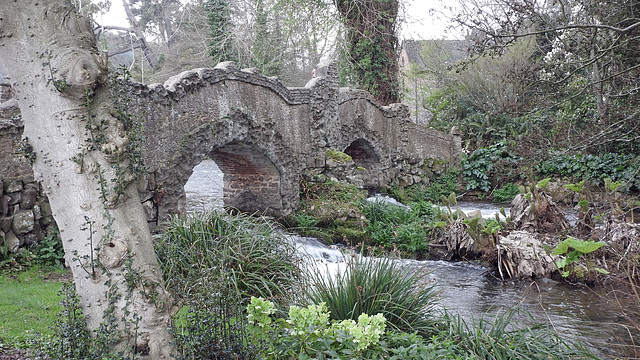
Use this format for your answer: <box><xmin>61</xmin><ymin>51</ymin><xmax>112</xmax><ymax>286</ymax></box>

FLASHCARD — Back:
<box><xmin>1</xmin><ymin>85</ymin><xmax>57</xmax><ymax>252</ymax></box>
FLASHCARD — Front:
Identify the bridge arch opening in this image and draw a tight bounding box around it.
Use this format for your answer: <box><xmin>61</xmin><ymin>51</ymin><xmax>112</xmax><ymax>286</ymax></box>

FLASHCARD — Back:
<box><xmin>343</xmin><ymin>138</ymin><xmax>382</xmax><ymax>190</ymax></box>
<box><xmin>184</xmin><ymin>159</ymin><xmax>224</xmax><ymax>214</ymax></box>
<box><xmin>209</xmin><ymin>141</ymin><xmax>283</xmax><ymax>214</ymax></box>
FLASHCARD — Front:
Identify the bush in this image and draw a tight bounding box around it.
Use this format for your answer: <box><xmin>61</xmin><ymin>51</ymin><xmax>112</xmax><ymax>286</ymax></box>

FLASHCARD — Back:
<box><xmin>302</xmin><ymin>254</ymin><xmax>439</xmax><ymax>336</ymax></box>
<box><xmin>248</xmin><ymin>297</ymin><xmax>389</xmax><ymax>358</ymax></box>
<box><xmin>155</xmin><ymin>211</ymin><xmax>302</xmax><ymax>303</ymax></box>
<box><xmin>389</xmin><ymin>170</ymin><xmax>460</xmax><ymax>204</ymax></box>
<box><xmin>173</xmin><ymin>294</ymin><xmax>263</xmax><ymax>360</ymax></box>
<box><xmin>32</xmin><ymin>283</ymin><xmax>117</xmax><ymax>360</ymax></box>
<box><xmin>32</xmin><ymin>231</ymin><xmax>65</xmax><ymax>268</ymax></box>
<box><xmin>463</xmin><ymin>142</ymin><xmax>520</xmax><ymax>192</ymax></box>
<box><xmin>360</xmin><ymin>200</ymin><xmax>437</xmax><ymax>254</ymax></box>
<box><xmin>537</xmin><ymin>152</ymin><xmax>639</xmax><ymax>191</ymax></box>
<box><xmin>492</xmin><ymin>182</ymin><xmax>520</xmax><ymax>203</ymax></box>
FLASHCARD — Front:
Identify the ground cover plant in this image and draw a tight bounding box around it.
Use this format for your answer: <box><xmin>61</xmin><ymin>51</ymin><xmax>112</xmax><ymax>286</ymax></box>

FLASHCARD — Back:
<box><xmin>0</xmin><ymin>267</ymin><xmax>66</xmax><ymax>347</ymax></box>
<box><xmin>360</xmin><ymin>199</ymin><xmax>439</xmax><ymax>255</ymax></box>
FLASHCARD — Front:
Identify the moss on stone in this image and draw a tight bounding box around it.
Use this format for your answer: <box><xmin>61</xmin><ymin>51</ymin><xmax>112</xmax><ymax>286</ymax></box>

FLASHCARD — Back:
<box><xmin>325</xmin><ymin>150</ymin><xmax>352</xmax><ymax>163</ymax></box>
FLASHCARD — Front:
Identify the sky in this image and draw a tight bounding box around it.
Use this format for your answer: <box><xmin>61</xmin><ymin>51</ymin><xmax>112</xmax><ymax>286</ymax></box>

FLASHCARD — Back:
<box><xmin>96</xmin><ymin>0</ymin><xmax>461</xmax><ymax>40</ymax></box>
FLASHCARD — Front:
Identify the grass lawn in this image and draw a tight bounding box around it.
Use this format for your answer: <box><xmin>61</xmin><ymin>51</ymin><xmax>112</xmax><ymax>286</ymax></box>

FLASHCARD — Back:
<box><xmin>0</xmin><ymin>267</ymin><xmax>70</xmax><ymax>347</ymax></box>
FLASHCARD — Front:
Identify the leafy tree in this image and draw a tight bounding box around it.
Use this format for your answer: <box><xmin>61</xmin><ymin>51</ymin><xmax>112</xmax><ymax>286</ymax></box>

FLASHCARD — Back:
<box><xmin>204</xmin><ymin>0</ymin><xmax>239</xmax><ymax>64</ymax></box>
<box><xmin>0</xmin><ymin>1</ymin><xmax>176</xmax><ymax>356</ymax></box>
<box><xmin>452</xmin><ymin>0</ymin><xmax>640</xmax><ymax>153</ymax></box>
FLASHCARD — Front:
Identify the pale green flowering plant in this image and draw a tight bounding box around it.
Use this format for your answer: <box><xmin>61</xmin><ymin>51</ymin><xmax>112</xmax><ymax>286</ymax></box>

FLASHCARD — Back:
<box><xmin>287</xmin><ymin>302</ymin><xmax>330</xmax><ymax>336</ymax></box>
<box><xmin>247</xmin><ymin>297</ymin><xmax>387</xmax><ymax>358</ymax></box>
<box><xmin>246</xmin><ymin>296</ymin><xmax>276</xmax><ymax>327</ymax></box>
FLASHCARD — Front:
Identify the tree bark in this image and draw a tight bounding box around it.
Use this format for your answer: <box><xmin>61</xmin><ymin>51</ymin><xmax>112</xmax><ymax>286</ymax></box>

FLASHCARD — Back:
<box><xmin>334</xmin><ymin>0</ymin><xmax>400</xmax><ymax>105</ymax></box>
<box><xmin>0</xmin><ymin>1</ymin><xmax>176</xmax><ymax>358</ymax></box>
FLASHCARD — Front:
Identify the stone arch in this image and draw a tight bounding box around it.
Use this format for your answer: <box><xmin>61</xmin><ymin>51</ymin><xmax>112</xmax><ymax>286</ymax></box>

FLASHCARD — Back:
<box><xmin>343</xmin><ymin>138</ymin><xmax>383</xmax><ymax>190</ymax></box>
<box><xmin>210</xmin><ymin>141</ymin><xmax>283</xmax><ymax>214</ymax></box>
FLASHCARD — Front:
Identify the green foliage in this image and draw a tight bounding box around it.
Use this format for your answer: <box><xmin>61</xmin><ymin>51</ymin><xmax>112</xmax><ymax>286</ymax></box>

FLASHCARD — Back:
<box><xmin>552</xmin><ymin>237</ymin><xmax>609</xmax><ymax>281</ymax></box>
<box><xmin>173</xmin><ymin>294</ymin><xmax>262</xmax><ymax>359</ymax></box>
<box><xmin>302</xmin><ymin>255</ymin><xmax>438</xmax><ymax>336</ymax></box>
<box><xmin>203</xmin><ymin>0</ymin><xmax>238</xmax><ymax>64</ymax></box>
<box><xmin>155</xmin><ymin>211</ymin><xmax>302</xmax><ymax>303</ymax></box>
<box><xmin>492</xmin><ymin>182</ymin><xmax>519</xmax><ymax>203</ymax></box>
<box><xmin>462</xmin><ymin>142</ymin><xmax>520</xmax><ymax>192</ymax></box>
<box><xmin>396</xmin><ymin>169</ymin><xmax>460</xmax><ymax>203</ymax></box>
<box><xmin>436</xmin><ymin>309</ymin><xmax>596</xmax><ymax>359</ymax></box>
<box><xmin>463</xmin><ymin>217</ymin><xmax>502</xmax><ymax>249</ymax></box>
<box><xmin>31</xmin><ymin>231</ymin><xmax>65</xmax><ymax>268</ymax></box>
<box><xmin>360</xmin><ymin>199</ymin><xmax>437</xmax><ymax>254</ymax></box>
<box><xmin>295</xmin><ymin>179</ymin><xmax>367</xmax><ymax>243</ymax></box>
<box><xmin>0</xmin><ymin>238</ymin><xmax>34</xmax><ymax>270</ymax></box>
<box><xmin>248</xmin><ymin>297</ymin><xmax>387</xmax><ymax>358</ymax></box>
<box><xmin>335</xmin><ymin>0</ymin><xmax>400</xmax><ymax>104</ymax></box>
<box><xmin>537</xmin><ymin>153</ymin><xmax>639</xmax><ymax>191</ymax></box>
<box><xmin>32</xmin><ymin>283</ymin><xmax>97</xmax><ymax>360</ymax></box>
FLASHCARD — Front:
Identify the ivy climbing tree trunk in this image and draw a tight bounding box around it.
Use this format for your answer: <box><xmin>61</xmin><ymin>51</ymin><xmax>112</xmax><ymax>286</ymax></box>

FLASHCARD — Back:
<box><xmin>334</xmin><ymin>0</ymin><xmax>400</xmax><ymax>105</ymax></box>
<box><xmin>0</xmin><ymin>1</ymin><xmax>176</xmax><ymax>358</ymax></box>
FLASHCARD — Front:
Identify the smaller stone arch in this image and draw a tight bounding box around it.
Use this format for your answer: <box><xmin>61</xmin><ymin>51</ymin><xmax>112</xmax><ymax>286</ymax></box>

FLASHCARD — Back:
<box><xmin>211</xmin><ymin>141</ymin><xmax>283</xmax><ymax>215</ymax></box>
<box><xmin>343</xmin><ymin>138</ymin><xmax>383</xmax><ymax>190</ymax></box>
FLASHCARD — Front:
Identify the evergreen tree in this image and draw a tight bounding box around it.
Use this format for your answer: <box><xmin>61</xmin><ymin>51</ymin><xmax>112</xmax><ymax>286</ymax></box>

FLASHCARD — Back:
<box><xmin>204</xmin><ymin>0</ymin><xmax>239</xmax><ymax>64</ymax></box>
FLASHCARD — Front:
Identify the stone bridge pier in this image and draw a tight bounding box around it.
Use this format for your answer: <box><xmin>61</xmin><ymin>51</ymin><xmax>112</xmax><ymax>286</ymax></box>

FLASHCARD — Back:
<box><xmin>130</xmin><ymin>62</ymin><xmax>461</xmax><ymax>226</ymax></box>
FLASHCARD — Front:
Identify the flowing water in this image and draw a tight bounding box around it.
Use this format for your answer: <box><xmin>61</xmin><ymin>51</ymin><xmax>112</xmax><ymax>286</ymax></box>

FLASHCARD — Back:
<box><xmin>184</xmin><ymin>161</ymin><xmax>638</xmax><ymax>358</ymax></box>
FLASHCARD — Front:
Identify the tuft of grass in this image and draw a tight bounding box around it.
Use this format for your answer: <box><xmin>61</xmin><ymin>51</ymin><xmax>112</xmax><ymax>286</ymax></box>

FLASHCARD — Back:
<box><xmin>437</xmin><ymin>309</ymin><xmax>597</xmax><ymax>359</ymax></box>
<box><xmin>0</xmin><ymin>267</ymin><xmax>68</xmax><ymax>347</ymax></box>
<box><xmin>155</xmin><ymin>211</ymin><xmax>302</xmax><ymax>304</ymax></box>
<box><xmin>302</xmin><ymin>254</ymin><xmax>439</xmax><ymax>336</ymax></box>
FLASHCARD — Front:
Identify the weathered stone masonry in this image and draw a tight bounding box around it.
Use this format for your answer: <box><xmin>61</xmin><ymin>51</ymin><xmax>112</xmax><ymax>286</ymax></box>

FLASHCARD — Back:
<box><xmin>1</xmin><ymin>85</ymin><xmax>57</xmax><ymax>251</ymax></box>
<box><xmin>1</xmin><ymin>61</ymin><xmax>461</xmax><ymax>247</ymax></box>
<box><xmin>131</xmin><ymin>62</ymin><xmax>461</xmax><ymax>227</ymax></box>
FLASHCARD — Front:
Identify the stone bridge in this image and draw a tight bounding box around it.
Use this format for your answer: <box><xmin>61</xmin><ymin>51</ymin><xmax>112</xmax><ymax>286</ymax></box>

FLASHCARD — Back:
<box><xmin>130</xmin><ymin>62</ymin><xmax>461</xmax><ymax>223</ymax></box>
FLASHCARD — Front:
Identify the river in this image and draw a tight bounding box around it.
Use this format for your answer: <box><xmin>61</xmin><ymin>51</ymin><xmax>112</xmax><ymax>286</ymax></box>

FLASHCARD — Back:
<box><xmin>184</xmin><ymin>160</ymin><xmax>638</xmax><ymax>358</ymax></box>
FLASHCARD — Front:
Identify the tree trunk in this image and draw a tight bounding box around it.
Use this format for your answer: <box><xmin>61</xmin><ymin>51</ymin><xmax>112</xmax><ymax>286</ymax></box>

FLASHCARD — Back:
<box><xmin>0</xmin><ymin>1</ymin><xmax>176</xmax><ymax>358</ymax></box>
<box><xmin>334</xmin><ymin>0</ymin><xmax>400</xmax><ymax>105</ymax></box>
<box><xmin>122</xmin><ymin>0</ymin><xmax>158</xmax><ymax>68</ymax></box>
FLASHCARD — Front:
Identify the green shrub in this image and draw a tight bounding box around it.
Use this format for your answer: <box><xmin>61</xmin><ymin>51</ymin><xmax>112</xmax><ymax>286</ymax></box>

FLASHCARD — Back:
<box><xmin>302</xmin><ymin>255</ymin><xmax>438</xmax><ymax>336</ymax></box>
<box><xmin>248</xmin><ymin>297</ymin><xmax>388</xmax><ymax>358</ymax></box>
<box><xmin>173</xmin><ymin>294</ymin><xmax>262</xmax><ymax>360</ymax></box>
<box><xmin>537</xmin><ymin>152</ymin><xmax>639</xmax><ymax>191</ymax></box>
<box><xmin>32</xmin><ymin>231</ymin><xmax>65</xmax><ymax>268</ymax></box>
<box><xmin>155</xmin><ymin>212</ymin><xmax>302</xmax><ymax>303</ymax></box>
<box><xmin>492</xmin><ymin>182</ymin><xmax>520</xmax><ymax>203</ymax></box>
<box><xmin>360</xmin><ymin>199</ymin><xmax>438</xmax><ymax>254</ymax></box>
<box><xmin>32</xmin><ymin>283</ymin><xmax>117</xmax><ymax>360</ymax></box>
<box><xmin>463</xmin><ymin>142</ymin><xmax>520</xmax><ymax>192</ymax></box>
